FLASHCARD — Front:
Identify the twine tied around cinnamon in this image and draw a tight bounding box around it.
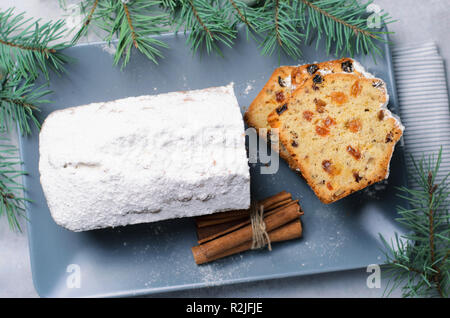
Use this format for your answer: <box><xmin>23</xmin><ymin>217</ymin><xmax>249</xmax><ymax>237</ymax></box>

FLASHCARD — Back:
<box><xmin>250</xmin><ymin>201</ymin><xmax>272</xmax><ymax>251</ymax></box>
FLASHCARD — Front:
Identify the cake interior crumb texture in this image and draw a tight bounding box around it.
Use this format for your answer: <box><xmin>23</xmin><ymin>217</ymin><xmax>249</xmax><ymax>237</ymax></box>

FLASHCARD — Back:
<box><xmin>39</xmin><ymin>84</ymin><xmax>250</xmax><ymax>231</ymax></box>
<box><xmin>268</xmin><ymin>73</ymin><xmax>403</xmax><ymax>203</ymax></box>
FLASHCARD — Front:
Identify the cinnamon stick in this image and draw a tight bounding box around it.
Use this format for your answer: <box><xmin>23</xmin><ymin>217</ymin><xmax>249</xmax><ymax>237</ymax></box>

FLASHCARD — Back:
<box><xmin>195</xmin><ymin>209</ymin><xmax>249</xmax><ymax>221</ymax></box>
<box><xmin>192</xmin><ymin>220</ymin><xmax>302</xmax><ymax>264</ymax></box>
<box><xmin>259</xmin><ymin>191</ymin><xmax>291</xmax><ymax>209</ymax></box>
<box><xmin>192</xmin><ymin>202</ymin><xmax>301</xmax><ymax>259</ymax></box>
<box><xmin>196</xmin><ymin>199</ymin><xmax>301</xmax><ymax>244</ymax></box>
<box><xmin>195</xmin><ymin>191</ymin><xmax>292</xmax><ymax>226</ymax></box>
<box><xmin>196</xmin><ymin>217</ymin><xmax>249</xmax><ymax>243</ymax></box>
<box><xmin>195</xmin><ymin>214</ymin><xmax>249</xmax><ymax>228</ymax></box>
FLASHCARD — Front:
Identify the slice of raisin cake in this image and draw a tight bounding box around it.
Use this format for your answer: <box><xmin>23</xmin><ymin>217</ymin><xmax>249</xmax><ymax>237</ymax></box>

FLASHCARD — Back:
<box><xmin>244</xmin><ymin>58</ymin><xmax>365</xmax><ymax>166</ymax></box>
<box><xmin>267</xmin><ymin>72</ymin><xmax>404</xmax><ymax>203</ymax></box>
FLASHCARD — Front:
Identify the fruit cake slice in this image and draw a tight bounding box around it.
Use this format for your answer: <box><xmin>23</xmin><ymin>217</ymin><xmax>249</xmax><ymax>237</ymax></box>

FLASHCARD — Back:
<box><xmin>244</xmin><ymin>58</ymin><xmax>366</xmax><ymax>166</ymax></box>
<box><xmin>267</xmin><ymin>72</ymin><xmax>404</xmax><ymax>204</ymax></box>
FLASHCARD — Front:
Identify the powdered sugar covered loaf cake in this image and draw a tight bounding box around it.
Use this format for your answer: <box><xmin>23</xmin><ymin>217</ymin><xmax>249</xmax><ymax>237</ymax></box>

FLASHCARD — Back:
<box><xmin>39</xmin><ymin>84</ymin><xmax>250</xmax><ymax>231</ymax></box>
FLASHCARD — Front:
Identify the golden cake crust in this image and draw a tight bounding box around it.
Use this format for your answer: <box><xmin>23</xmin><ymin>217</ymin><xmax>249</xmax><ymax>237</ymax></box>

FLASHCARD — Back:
<box><xmin>244</xmin><ymin>66</ymin><xmax>295</xmax><ymax>165</ymax></box>
<box><xmin>267</xmin><ymin>73</ymin><xmax>403</xmax><ymax>204</ymax></box>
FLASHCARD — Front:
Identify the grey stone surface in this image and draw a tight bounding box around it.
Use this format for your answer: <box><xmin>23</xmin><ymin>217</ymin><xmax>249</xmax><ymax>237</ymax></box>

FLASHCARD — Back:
<box><xmin>0</xmin><ymin>0</ymin><xmax>448</xmax><ymax>298</ymax></box>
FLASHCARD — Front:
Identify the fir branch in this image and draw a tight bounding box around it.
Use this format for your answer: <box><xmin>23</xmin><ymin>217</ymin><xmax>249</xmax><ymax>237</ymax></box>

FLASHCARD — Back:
<box><xmin>71</xmin><ymin>0</ymin><xmax>99</xmax><ymax>44</ymax></box>
<box><xmin>0</xmin><ymin>73</ymin><xmax>50</xmax><ymax>135</ymax></box>
<box><xmin>0</xmin><ymin>8</ymin><xmax>72</xmax><ymax>81</ymax></box>
<box><xmin>160</xmin><ymin>0</ymin><xmax>179</xmax><ymax>12</ymax></box>
<box><xmin>188</xmin><ymin>0</ymin><xmax>214</xmax><ymax>39</ymax></box>
<box><xmin>67</xmin><ymin>0</ymin><xmax>396</xmax><ymax>65</ymax></box>
<box><xmin>0</xmin><ymin>139</ymin><xmax>29</xmax><ymax>232</ymax></box>
<box><xmin>122</xmin><ymin>1</ymin><xmax>139</xmax><ymax>49</ymax></box>
<box><xmin>301</xmin><ymin>0</ymin><xmax>377</xmax><ymax>39</ymax></box>
<box><xmin>248</xmin><ymin>0</ymin><xmax>304</xmax><ymax>58</ymax></box>
<box><xmin>380</xmin><ymin>148</ymin><xmax>450</xmax><ymax>298</ymax></box>
<box><xmin>227</xmin><ymin>0</ymin><xmax>252</xmax><ymax>29</ymax></box>
<box><xmin>298</xmin><ymin>0</ymin><xmax>395</xmax><ymax>58</ymax></box>
<box><xmin>80</xmin><ymin>0</ymin><xmax>169</xmax><ymax>68</ymax></box>
<box><xmin>175</xmin><ymin>0</ymin><xmax>237</xmax><ymax>55</ymax></box>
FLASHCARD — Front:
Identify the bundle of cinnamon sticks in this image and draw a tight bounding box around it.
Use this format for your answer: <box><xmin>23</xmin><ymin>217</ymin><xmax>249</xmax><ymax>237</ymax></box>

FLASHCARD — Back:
<box><xmin>192</xmin><ymin>191</ymin><xmax>304</xmax><ymax>264</ymax></box>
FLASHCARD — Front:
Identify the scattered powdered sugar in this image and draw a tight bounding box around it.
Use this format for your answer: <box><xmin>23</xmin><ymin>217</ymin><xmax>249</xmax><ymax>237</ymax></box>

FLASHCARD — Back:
<box><xmin>318</xmin><ymin>68</ymin><xmax>332</xmax><ymax>76</ymax></box>
<box><xmin>102</xmin><ymin>44</ymin><xmax>117</xmax><ymax>55</ymax></box>
<box><xmin>242</xmin><ymin>79</ymin><xmax>256</xmax><ymax>95</ymax></box>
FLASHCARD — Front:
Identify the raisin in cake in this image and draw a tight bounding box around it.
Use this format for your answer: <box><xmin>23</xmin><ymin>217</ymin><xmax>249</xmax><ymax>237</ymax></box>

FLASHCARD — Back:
<box><xmin>267</xmin><ymin>73</ymin><xmax>404</xmax><ymax>203</ymax></box>
<box><xmin>39</xmin><ymin>84</ymin><xmax>250</xmax><ymax>231</ymax></box>
<box><xmin>244</xmin><ymin>58</ymin><xmax>365</xmax><ymax>166</ymax></box>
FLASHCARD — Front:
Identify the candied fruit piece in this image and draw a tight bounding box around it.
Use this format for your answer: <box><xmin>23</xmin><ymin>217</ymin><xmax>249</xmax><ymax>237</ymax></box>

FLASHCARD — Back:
<box><xmin>316</xmin><ymin>125</ymin><xmax>330</xmax><ymax>136</ymax></box>
<box><xmin>322</xmin><ymin>160</ymin><xmax>340</xmax><ymax>175</ymax></box>
<box><xmin>347</xmin><ymin>145</ymin><xmax>361</xmax><ymax>160</ymax></box>
<box><xmin>323</xmin><ymin>116</ymin><xmax>336</xmax><ymax>127</ymax></box>
<box><xmin>314</xmin><ymin>98</ymin><xmax>327</xmax><ymax>113</ymax></box>
<box><xmin>350</xmin><ymin>80</ymin><xmax>362</xmax><ymax>97</ymax></box>
<box><xmin>275</xmin><ymin>91</ymin><xmax>285</xmax><ymax>102</ymax></box>
<box><xmin>303</xmin><ymin>110</ymin><xmax>314</xmax><ymax>121</ymax></box>
<box><xmin>347</xmin><ymin>119</ymin><xmax>362</xmax><ymax>133</ymax></box>
<box><xmin>330</xmin><ymin>92</ymin><xmax>348</xmax><ymax>105</ymax></box>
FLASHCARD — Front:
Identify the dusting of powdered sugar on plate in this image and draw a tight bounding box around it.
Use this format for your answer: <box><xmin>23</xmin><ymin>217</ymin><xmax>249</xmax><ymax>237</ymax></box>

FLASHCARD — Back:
<box><xmin>102</xmin><ymin>44</ymin><xmax>117</xmax><ymax>55</ymax></box>
<box><xmin>242</xmin><ymin>80</ymin><xmax>256</xmax><ymax>95</ymax></box>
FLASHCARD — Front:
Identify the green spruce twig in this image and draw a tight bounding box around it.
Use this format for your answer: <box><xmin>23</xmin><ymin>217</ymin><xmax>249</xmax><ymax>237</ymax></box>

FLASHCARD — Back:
<box><xmin>176</xmin><ymin>0</ymin><xmax>237</xmax><ymax>55</ymax></box>
<box><xmin>72</xmin><ymin>0</ymin><xmax>170</xmax><ymax>68</ymax></box>
<box><xmin>251</xmin><ymin>0</ymin><xmax>304</xmax><ymax>58</ymax></box>
<box><xmin>0</xmin><ymin>139</ymin><xmax>30</xmax><ymax>232</ymax></box>
<box><xmin>68</xmin><ymin>0</ymin><xmax>395</xmax><ymax>66</ymax></box>
<box><xmin>0</xmin><ymin>72</ymin><xmax>50</xmax><ymax>135</ymax></box>
<box><xmin>299</xmin><ymin>0</ymin><xmax>395</xmax><ymax>59</ymax></box>
<box><xmin>71</xmin><ymin>0</ymin><xmax>99</xmax><ymax>44</ymax></box>
<box><xmin>380</xmin><ymin>148</ymin><xmax>450</xmax><ymax>298</ymax></box>
<box><xmin>0</xmin><ymin>8</ymin><xmax>72</xmax><ymax>81</ymax></box>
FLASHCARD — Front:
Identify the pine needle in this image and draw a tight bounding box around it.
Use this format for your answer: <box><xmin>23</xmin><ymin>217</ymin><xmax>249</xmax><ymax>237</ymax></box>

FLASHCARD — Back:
<box><xmin>175</xmin><ymin>0</ymin><xmax>237</xmax><ymax>55</ymax></box>
<box><xmin>0</xmin><ymin>138</ymin><xmax>29</xmax><ymax>232</ymax></box>
<box><xmin>0</xmin><ymin>72</ymin><xmax>50</xmax><ymax>135</ymax></box>
<box><xmin>0</xmin><ymin>8</ymin><xmax>72</xmax><ymax>81</ymax></box>
<box><xmin>73</xmin><ymin>0</ymin><xmax>170</xmax><ymax>68</ymax></box>
<box><xmin>299</xmin><ymin>0</ymin><xmax>395</xmax><ymax>59</ymax></box>
<box><xmin>380</xmin><ymin>148</ymin><xmax>450</xmax><ymax>298</ymax></box>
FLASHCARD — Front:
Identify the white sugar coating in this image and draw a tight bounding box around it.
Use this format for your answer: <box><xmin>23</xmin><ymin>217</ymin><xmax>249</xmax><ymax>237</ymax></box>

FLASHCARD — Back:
<box><xmin>318</xmin><ymin>68</ymin><xmax>333</xmax><ymax>76</ymax></box>
<box><xmin>39</xmin><ymin>84</ymin><xmax>250</xmax><ymax>232</ymax></box>
<box><xmin>352</xmin><ymin>60</ymin><xmax>375</xmax><ymax>79</ymax></box>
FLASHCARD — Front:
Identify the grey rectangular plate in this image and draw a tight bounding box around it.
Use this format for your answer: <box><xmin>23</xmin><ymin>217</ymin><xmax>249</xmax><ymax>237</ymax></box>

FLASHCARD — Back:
<box><xmin>20</xmin><ymin>28</ymin><xmax>408</xmax><ymax>297</ymax></box>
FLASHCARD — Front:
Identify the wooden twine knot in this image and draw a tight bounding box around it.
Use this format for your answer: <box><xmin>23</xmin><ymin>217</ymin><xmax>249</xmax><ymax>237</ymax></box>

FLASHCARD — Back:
<box><xmin>250</xmin><ymin>201</ymin><xmax>272</xmax><ymax>251</ymax></box>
